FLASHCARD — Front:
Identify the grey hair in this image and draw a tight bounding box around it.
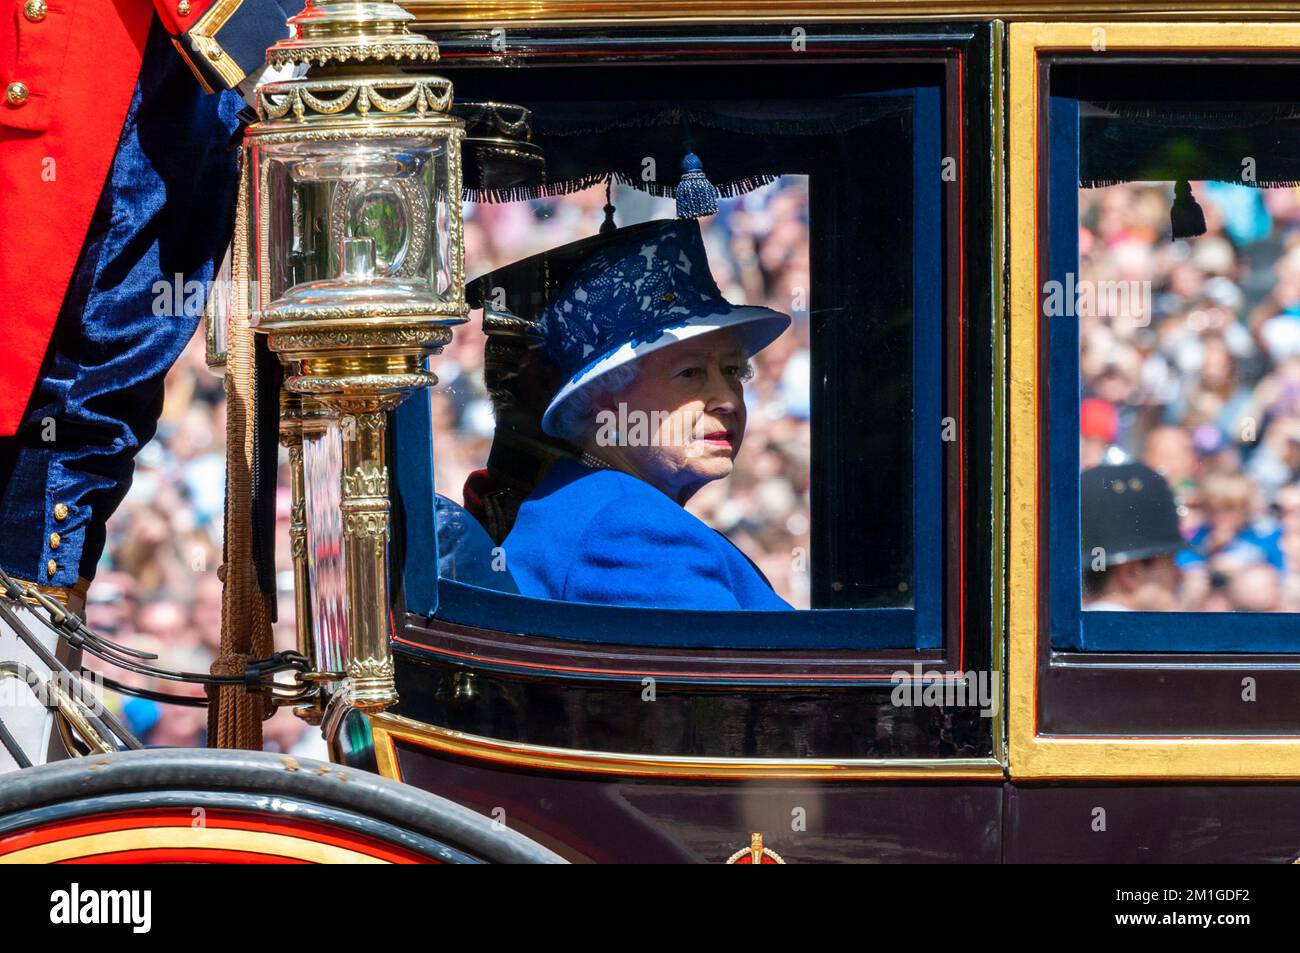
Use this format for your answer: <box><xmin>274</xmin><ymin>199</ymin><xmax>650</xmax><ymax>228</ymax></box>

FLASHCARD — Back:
<box><xmin>549</xmin><ymin>362</ymin><xmax>643</xmax><ymax>445</ymax></box>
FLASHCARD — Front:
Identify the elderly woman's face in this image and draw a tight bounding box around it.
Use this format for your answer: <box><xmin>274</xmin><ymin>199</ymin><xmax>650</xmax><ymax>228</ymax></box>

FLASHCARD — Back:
<box><xmin>594</xmin><ymin>328</ymin><xmax>749</xmax><ymax>504</ymax></box>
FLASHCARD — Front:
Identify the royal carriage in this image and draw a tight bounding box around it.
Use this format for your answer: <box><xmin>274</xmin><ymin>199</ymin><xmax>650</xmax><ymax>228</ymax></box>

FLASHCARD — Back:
<box><xmin>5</xmin><ymin>0</ymin><xmax>1300</xmax><ymax>864</ymax></box>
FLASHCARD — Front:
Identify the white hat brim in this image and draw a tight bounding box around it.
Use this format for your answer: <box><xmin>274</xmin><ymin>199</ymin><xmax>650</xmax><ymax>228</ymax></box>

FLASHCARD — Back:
<box><xmin>540</xmin><ymin>305</ymin><xmax>791</xmax><ymax>437</ymax></box>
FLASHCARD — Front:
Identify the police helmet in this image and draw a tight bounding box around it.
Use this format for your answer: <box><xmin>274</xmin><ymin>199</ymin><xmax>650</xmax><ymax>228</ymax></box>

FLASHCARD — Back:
<box><xmin>1081</xmin><ymin>462</ymin><xmax>1184</xmax><ymax>566</ymax></box>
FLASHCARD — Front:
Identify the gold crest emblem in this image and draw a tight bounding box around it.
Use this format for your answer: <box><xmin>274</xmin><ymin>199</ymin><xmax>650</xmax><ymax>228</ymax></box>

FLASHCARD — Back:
<box><xmin>725</xmin><ymin>832</ymin><xmax>786</xmax><ymax>864</ymax></box>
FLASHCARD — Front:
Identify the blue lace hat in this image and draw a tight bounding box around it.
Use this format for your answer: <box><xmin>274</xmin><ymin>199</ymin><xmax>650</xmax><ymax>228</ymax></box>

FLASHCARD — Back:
<box><xmin>536</xmin><ymin>218</ymin><xmax>791</xmax><ymax>437</ymax></box>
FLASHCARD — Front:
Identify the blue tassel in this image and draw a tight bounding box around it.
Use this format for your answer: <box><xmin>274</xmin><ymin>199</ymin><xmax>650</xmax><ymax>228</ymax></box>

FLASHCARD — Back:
<box><xmin>1170</xmin><ymin>179</ymin><xmax>1206</xmax><ymax>240</ymax></box>
<box><xmin>676</xmin><ymin>150</ymin><xmax>719</xmax><ymax>219</ymax></box>
<box><xmin>600</xmin><ymin>178</ymin><xmax>617</xmax><ymax>234</ymax></box>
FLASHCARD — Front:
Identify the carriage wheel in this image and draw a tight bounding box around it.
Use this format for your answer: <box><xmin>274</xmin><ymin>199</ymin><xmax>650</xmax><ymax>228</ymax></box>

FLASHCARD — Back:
<box><xmin>0</xmin><ymin>747</ymin><xmax>564</xmax><ymax>864</ymax></box>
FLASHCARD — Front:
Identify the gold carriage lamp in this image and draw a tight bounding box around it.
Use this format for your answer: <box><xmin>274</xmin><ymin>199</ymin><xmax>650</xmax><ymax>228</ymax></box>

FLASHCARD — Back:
<box><xmin>245</xmin><ymin>0</ymin><xmax>467</xmax><ymax>713</ymax></box>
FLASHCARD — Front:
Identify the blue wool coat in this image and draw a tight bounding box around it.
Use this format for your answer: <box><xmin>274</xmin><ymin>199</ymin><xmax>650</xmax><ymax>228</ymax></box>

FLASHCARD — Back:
<box><xmin>503</xmin><ymin>457</ymin><xmax>793</xmax><ymax>611</ymax></box>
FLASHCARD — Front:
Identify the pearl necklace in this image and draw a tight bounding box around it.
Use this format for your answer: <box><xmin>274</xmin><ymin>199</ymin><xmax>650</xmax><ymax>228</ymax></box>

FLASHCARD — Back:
<box><xmin>580</xmin><ymin>451</ymin><xmax>611</xmax><ymax>470</ymax></box>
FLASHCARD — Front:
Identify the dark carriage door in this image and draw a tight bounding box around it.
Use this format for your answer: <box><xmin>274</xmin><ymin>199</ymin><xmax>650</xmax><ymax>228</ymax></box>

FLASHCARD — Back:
<box><xmin>366</xmin><ymin>20</ymin><xmax>1005</xmax><ymax>863</ymax></box>
<box><xmin>1008</xmin><ymin>24</ymin><xmax>1300</xmax><ymax>807</ymax></box>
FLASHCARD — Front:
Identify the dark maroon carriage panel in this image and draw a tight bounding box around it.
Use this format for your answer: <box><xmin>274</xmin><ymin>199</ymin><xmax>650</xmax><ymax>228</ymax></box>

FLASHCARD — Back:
<box><xmin>394</xmin><ymin>739</ymin><xmax>1003</xmax><ymax>863</ymax></box>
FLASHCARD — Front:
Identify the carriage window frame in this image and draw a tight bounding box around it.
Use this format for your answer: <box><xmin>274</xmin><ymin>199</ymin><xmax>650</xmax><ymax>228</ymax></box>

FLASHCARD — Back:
<box><xmin>392</xmin><ymin>62</ymin><xmax>952</xmax><ymax>653</ymax></box>
<box><xmin>1046</xmin><ymin>83</ymin><xmax>1300</xmax><ymax>654</ymax></box>
<box><xmin>1009</xmin><ymin>22</ymin><xmax>1300</xmax><ymax>781</ymax></box>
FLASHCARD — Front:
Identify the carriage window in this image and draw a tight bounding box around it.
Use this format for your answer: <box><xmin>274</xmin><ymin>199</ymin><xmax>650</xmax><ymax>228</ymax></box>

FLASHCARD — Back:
<box><xmin>442</xmin><ymin>180</ymin><xmax>815</xmax><ymax>608</ymax></box>
<box><xmin>394</xmin><ymin>72</ymin><xmax>953</xmax><ymax>650</ymax></box>
<box><xmin>1048</xmin><ymin>63</ymin><xmax>1300</xmax><ymax>651</ymax></box>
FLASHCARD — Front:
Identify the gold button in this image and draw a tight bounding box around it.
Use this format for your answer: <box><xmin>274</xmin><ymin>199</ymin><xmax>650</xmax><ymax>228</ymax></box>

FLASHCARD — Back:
<box><xmin>46</xmin><ymin>559</ymin><xmax>57</xmax><ymax>577</ymax></box>
<box><xmin>177</xmin><ymin>0</ymin><xmax>190</xmax><ymax>14</ymax></box>
<box><xmin>5</xmin><ymin>82</ymin><xmax>29</xmax><ymax>106</ymax></box>
<box><xmin>23</xmin><ymin>0</ymin><xmax>46</xmax><ymax>22</ymax></box>
<box><xmin>49</xmin><ymin>532</ymin><xmax>60</xmax><ymax>549</ymax></box>
<box><xmin>53</xmin><ymin>503</ymin><xmax>68</xmax><ymax>521</ymax></box>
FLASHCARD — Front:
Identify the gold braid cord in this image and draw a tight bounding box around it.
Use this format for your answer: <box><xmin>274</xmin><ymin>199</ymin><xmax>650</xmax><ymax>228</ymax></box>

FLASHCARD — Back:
<box><xmin>210</xmin><ymin>156</ymin><xmax>275</xmax><ymax>749</ymax></box>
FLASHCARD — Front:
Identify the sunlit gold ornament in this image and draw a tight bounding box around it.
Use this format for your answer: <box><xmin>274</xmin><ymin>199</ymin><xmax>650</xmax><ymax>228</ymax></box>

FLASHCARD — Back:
<box><xmin>245</xmin><ymin>0</ymin><xmax>466</xmax><ymax>713</ymax></box>
<box><xmin>724</xmin><ymin>832</ymin><xmax>786</xmax><ymax>864</ymax></box>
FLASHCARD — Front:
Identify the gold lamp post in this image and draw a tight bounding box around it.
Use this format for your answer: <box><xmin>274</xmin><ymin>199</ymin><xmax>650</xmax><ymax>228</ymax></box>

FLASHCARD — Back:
<box><xmin>245</xmin><ymin>0</ymin><xmax>466</xmax><ymax>713</ymax></box>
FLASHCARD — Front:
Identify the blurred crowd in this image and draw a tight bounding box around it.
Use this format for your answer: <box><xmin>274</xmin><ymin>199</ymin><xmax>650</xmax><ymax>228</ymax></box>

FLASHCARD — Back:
<box><xmin>91</xmin><ymin>333</ymin><xmax>319</xmax><ymax>754</ymax></box>
<box><xmin>1080</xmin><ymin>180</ymin><xmax>1300</xmax><ymax>611</ymax></box>
<box><xmin>84</xmin><ymin>171</ymin><xmax>1300</xmax><ymax>747</ymax></box>
<box><xmin>436</xmin><ymin>178</ymin><xmax>814</xmax><ymax>608</ymax></box>
<box><xmin>88</xmin><ymin>177</ymin><xmax>813</xmax><ymax>749</ymax></box>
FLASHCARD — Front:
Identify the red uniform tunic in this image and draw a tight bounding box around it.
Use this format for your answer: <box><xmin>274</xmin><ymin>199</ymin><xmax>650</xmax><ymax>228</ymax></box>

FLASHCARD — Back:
<box><xmin>0</xmin><ymin>0</ymin><xmax>260</xmax><ymax>435</ymax></box>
